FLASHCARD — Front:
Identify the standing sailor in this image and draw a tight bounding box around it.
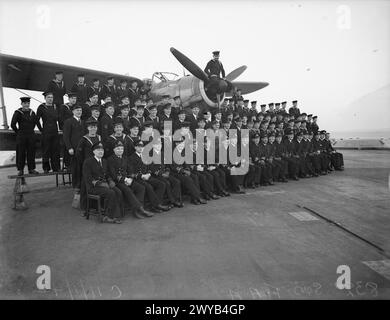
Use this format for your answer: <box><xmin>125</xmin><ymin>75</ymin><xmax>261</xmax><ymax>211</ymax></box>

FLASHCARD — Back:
<box><xmin>59</xmin><ymin>92</ymin><xmax>78</xmax><ymax>171</ymax></box>
<box><xmin>37</xmin><ymin>91</ymin><xmax>61</xmax><ymax>173</ymax></box>
<box><xmin>11</xmin><ymin>97</ymin><xmax>42</xmax><ymax>175</ymax></box>
<box><xmin>63</xmin><ymin>104</ymin><xmax>85</xmax><ymax>190</ymax></box>
<box><xmin>204</xmin><ymin>51</ymin><xmax>225</xmax><ymax>78</ymax></box>
<box><xmin>47</xmin><ymin>71</ymin><xmax>66</xmax><ymax>106</ymax></box>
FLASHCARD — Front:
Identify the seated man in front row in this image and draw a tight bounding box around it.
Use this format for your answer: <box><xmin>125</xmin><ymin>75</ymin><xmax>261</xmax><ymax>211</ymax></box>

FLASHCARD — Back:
<box><xmin>107</xmin><ymin>140</ymin><xmax>154</xmax><ymax>219</ymax></box>
<box><xmin>82</xmin><ymin>141</ymin><xmax>123</xmax><ymax>224</ymax></box>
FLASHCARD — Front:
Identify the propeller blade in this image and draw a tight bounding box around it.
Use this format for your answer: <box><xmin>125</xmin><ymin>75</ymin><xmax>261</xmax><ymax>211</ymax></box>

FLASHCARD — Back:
<box><xmin>225</xmin><ymin>65</ymin><xmax>247</xmax><ymax>82</ymax></box>
<box><xmin>170</xmin><ymin>47</ymin><xmax>209</xmax><ymax>83</ymax></box>
<box><xmin>228</xmin><ymin>81</ymin><xmax>269</xmax><ymax>95</ymax></box>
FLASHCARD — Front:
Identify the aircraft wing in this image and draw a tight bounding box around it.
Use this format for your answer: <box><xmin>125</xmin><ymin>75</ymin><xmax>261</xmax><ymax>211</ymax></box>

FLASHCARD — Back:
<box><xmin>0</xmin><ymin>53</ymin><xmax>143</xmax><ymax>91</ymax></box>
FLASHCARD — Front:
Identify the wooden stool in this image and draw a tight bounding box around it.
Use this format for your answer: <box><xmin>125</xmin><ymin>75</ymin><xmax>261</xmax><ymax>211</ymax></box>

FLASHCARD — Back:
<box><xmin>86</xmin><ymin>194</ymin><xmax>107</xmax><ymax>222</ymax></box>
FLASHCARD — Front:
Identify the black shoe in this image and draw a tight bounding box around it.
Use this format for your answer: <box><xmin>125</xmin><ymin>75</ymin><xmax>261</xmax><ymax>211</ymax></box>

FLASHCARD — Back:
<box><xmin>173</xmin><ymin>201</ymin><xmax>184</xmax><ymax>208</ymax></box>
<box><xmin>43</xmin><ymin>170</ymin><xmax>50</xmax><ymax>174</ymax></box>
<box><xmin>156</xmin><ymin>204</ymin><xmax>170</xmax><ymax>212</ymax></box>
<box><xmin>17</xmin><ymin>170</ymin><xmax>24</xmax><ymax>176</ymax></box>
<box><xmin>268</xmin><ymin>180</ymin><xmax>274</xmax><ymax>186</ymax></box>
<box><xmin>237</xmin><ymin>186</ymin><xmax>246</xmax><ymax>194</ymax></box>
<box><xmin>164</xmin><ymin>203</ymin><xmax>174</xmax><ymax>210</ymax></box>
<box><xmin>292</xmin><ymin>176</ymin><xmax>299</xmax><ymax>181</ymax></box>
<box><xmin>198</xmin><ymin>198</ymin><xmax>207</xmax><ymax>204</ymax></box>
<box><xmin>150</xmin><ymin>207</ymin><xmax>163</xmax><ymax>213</ymax></box>
<box><xmin>138</xmin><ymin>207</ymin><xmax>154</xmax><ymax>217</ymax></box>
<box><xmin>281</xmin><ymin>178</ymin><xmax>288</xmax><ymax>182</ymax></box>
<box><xmin>223</xmin><ymin>191</ymin><xmax>231</xmax><ymax>197</ymax></box>
<box><xmin>28</xmin><ymin>169</ymin><xmax>39</xmax><ymax>175</ymax></box>
<box><xmin>133</xmin><ymin>210</ymin><xmax>146</xmax><ymax>219</ymax></box>
<box><xmin>313</xmin><ymin>173</ymin><xmax>319</xmax><ymax>177</ymax></box>
<box><xmin>202</xmin><ymin>194</ymin><xmax>211</xmax><ymax>200</ymax></box>
<box><xmin>191</xmin><ymin>199</ymin><xmax>200</xmax><ymax>205</ymax></box>
<box><xmin>210</xmin><ymin>193</ymin><xmax>220</xmax><ymax>200</ymax></box>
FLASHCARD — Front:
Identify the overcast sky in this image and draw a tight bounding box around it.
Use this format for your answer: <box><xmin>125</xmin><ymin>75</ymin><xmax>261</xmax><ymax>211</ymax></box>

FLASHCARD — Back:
<box><xmin>1</xmin><ymin>0</ymin><xmax>389</xmax><ymax>132</ymax></box>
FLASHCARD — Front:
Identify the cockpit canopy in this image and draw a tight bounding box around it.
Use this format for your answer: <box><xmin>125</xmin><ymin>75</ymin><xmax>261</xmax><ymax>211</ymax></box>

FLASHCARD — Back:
<box><xmin>152</xmin><ymin>72</ymin><xmax>179</xmax><ymax>83</ymax></box>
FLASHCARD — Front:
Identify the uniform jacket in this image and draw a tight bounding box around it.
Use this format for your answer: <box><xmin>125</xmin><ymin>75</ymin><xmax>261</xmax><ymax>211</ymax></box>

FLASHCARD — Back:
<box><xmin>63</xmin><ymin>117</ymin><xmax>85</xmax><ymax>150</ymax></box>
<box><xmin>204</xmin><ymin>59</ymin><xmax>225</xmax><ymax>78</ymax></box>
<box><xmin>58</xmin><ymin>103</ymin><xmax>74</xmax><ymax>130</ymax></box>
<box><xmin>47</xmin><ymin>79</ymin><xmax>66</xmax><ymax>106</ymax></box>
<box><xmin>107</xmin><ymin>154</ymin><xmax>135</xmax><ymax>182</ymax></box>
<box><xmin>36</xmin><ymin>103</ymin><xmax>59</xmax><ymax>134</ymax></box>
<box><xmin>76</xmin><ymin>134</ymin><xmax>101</xmax><ymax>163</ymax></box>
<box><xmin>83</xmin><ymin>156</ymin><xmax>113</xmax><ymax>191</ymax></box>
<box><xmin>99</xmin><ymin>114</ymin><xmax>114</xmax><ymax>143</ymax></box>
<box><xmin>71</xmin><ymin>82</ymin><xmax>88</xmax><ymax>104</ymax></box>
<box><xmin>11</xmin><ymin>108</ymin><xmax>42</xmax><ymax>135</ymax></box>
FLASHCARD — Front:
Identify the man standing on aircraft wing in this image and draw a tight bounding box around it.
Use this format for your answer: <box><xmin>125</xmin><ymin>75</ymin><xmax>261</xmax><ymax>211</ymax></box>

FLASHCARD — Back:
<box><xmin>204</xmin><ymin>51</ymin><xmax>225</xmax><ymax>79</ymax></box>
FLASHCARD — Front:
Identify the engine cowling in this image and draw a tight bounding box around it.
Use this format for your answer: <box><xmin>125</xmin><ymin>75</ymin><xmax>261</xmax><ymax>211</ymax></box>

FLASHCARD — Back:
<box><xmin>176</xmin><ymin>75</ymin><xmax>225</xmax><ymax>108</ymax></box>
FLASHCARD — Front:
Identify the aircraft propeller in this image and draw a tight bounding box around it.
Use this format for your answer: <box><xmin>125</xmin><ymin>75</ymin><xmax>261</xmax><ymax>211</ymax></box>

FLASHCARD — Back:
<box><xmin>169</xmin><ymin>47</ymin><xmax>268</xmax><ymax>101</ymax></box>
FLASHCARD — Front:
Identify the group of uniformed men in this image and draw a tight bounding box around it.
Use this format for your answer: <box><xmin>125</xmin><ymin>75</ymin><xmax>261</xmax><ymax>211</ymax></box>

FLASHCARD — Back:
<box><xmin>11</xmin><ymin>66</ymin><xmax>344</xmax><ymax>224</ymax></box>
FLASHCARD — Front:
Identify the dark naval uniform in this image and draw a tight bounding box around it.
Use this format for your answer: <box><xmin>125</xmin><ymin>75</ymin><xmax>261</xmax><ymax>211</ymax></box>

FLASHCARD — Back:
<box><xmin>47</xmin><ymin>79</ymin><xmax>66</xmax><ymax>106</ymax></box>
<box><xmin>36</xmin><ymin>102</ymin><xmax>61</xmax><ymax>172</ymax></box>
<box><xmin>82</xmin><ymin>153</ymin><xmax>122</xmax><ymax>220</ymax></box>
<box><xmin>204</xmin><ymin>59</ymin><xmax>225</xmax><ymax>78</ymax></box>
<box><xmin>71</xmin><ymin>82</ymin><xmax>88</xmax><ymax>104</ymax></box>
<box><xmin>107</xmin><ymin>152</ymin><xmax>146</xmax><ymax>214</ymax></box>
<box><xmin>63</xmin><ymin>116</ymin><xmax>85</xmax><ymax>188</ymax></box>
<box><xmin>101</xmin><ymin>84</ymin><xmax>118</xmax><ymax>104</ymax></box>
<box><xmin>59</xmin><ymin>102</ymin><xmax>75</xmax><ymax>169</ymax></box>
<box><xmin>11</xmin><ymin>105</ymin><xmax>42</xmax><ymax>173</ymax></box>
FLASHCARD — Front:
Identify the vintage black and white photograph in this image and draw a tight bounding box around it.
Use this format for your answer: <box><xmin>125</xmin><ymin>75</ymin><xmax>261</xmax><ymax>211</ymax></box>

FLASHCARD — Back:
<box><xmin>0</xmin><ymin>0</ymin><xmax>389</xmax><ymax>304</ymax></box>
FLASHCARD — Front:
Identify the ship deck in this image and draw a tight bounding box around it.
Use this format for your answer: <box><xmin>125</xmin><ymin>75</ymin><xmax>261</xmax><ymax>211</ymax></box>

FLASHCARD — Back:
<box><xmin>0</xmin><ymin>150</ymin><xmax>389</xmax><ymax>299</ymax></box>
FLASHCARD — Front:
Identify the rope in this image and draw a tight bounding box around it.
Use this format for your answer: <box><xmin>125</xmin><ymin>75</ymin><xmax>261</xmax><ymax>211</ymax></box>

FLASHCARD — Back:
<box><xmin>13</xmin><ymin>88</ymin><xmax>44</xmax><ymax>104</ymax></box>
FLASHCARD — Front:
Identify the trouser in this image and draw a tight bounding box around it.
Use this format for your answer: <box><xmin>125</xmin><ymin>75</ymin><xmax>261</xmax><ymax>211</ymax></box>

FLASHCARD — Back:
<box><xmin>88</xmin><ymin>185</ymin><xmax>122</xmax><ymax>219</ymax></box>
<box><xmin>71</xmin><ymin>155</ymin><xmax>82</xmax><ymax>189</ymax></box>
<box><xmin>267</xmin><ymin>160</ymin><xmax>280</xmax><ymax>180</ymax></box>
<box><xmin>115</xmin><ymin>182</ymin><xmax>143</xmax><ymax>210</ymax></box>
<box><xmin>258</xmin><ymin>162</ymin><xmax>272</xmax><ymax>183</ymax></box>
<box><xmin>284</xmin><ymin>157</ymin><xmax>299</xmax><ymax>178</ymax></box>
<box><xmin>138</xmin><ymin>177</ymin><xmax>165</xmax><ymax>207</ymax></box>
<box><xmin>320</xmin><ymin>153</ymin><xmax>330</xmax><ymax>171</ymax></box>
<box><xmin>192</xmin><ymin>171</ymin><xmax>214</xmax><ymax>196</ymax></box>
<box><xmin>294</xmin><ymin>157</ymin><xmax>307</xmax><ymax>177</ymax></box>
<box><xmin>15</xmin><ymin>134</ymin><xmax>36</xmax><ymax>171</ymax></box>
<box><xmin>62</xmin><ymin>144</ymin><xmax>71</xmax><ymax>168</ymax></box>
<box><xmin>245</xmin><ymin>164</ymin><xmax>260</xmax><ymax>186</ymax></box>
<box><xmin>222</xmin><ymin>166</ymin><xmax>245</xmax><ymax>191</ymax></box>
<box><xmin>42</xmin><ymin>133</ymin><xmax>61</xmax><ymax>172</ymax></box>
<box><xmin>310</xmin><ymin>154</ymin><xmax>322</xmax><ymax>174</ymax></box>
<box><xmin>208</xmin><ymin>169</ymin><xmax>225</xmax><ymax>193</ymax></box>
<box><xmin>273</xmin><ymin>159</ymin><xmax>288</xmax><ymax>179</ymax></box>
<box><xmin>215</xmin><ymin>167</ymin><xmax>227</xmax><ymax>190</ymax></box>
<box><xmin>302</xmin><ymin>156</ymin><xmax>315</xmax><ymax>175</ymax></box>
<box><xmin>155</xmin><ymin>175</ymin><xmax>181</xmax><ymax>203</ymax></box>
<box><xmin>172</xmin><ymin>173</ymin><xmax>201</xmax><ymax>201</ymax></box>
